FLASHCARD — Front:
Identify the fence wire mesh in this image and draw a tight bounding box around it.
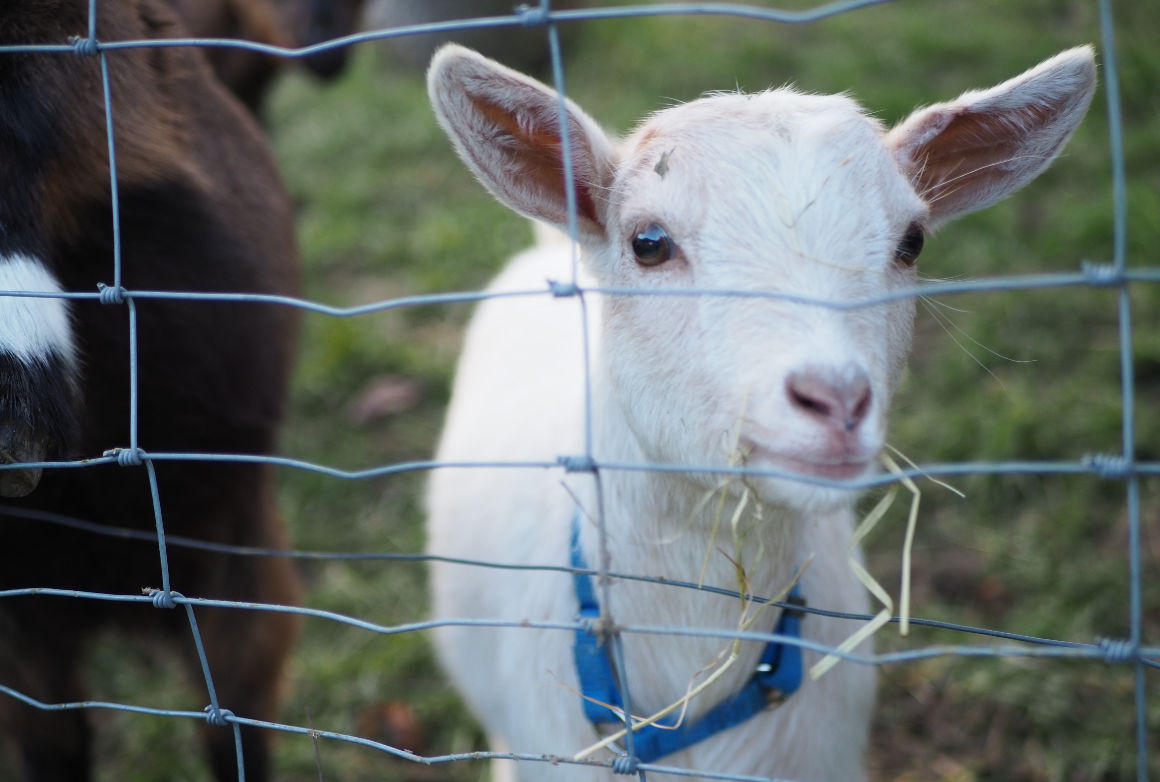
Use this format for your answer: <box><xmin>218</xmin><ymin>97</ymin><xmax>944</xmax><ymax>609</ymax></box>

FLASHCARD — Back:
<box><xmin>0</xmin><ymin>1</ymin><xmax>1155</xmax><ymax>780</ymax></box>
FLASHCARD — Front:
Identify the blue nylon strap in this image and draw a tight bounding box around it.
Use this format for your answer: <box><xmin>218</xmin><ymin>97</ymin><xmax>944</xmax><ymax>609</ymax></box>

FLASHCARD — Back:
<box><xmin>570</xmin><ymin>512</ymin><xmax>805</xmax><ymax>764</ymax></box>
<box><xmin>755</xmin><ymin>590</ymin><xmax>806</xmax><ymax>697</ymax></box>
<box><xmin>571</xmin><ymin>518</ymin><xmax>625</xmax><ymax>723</ymax></box>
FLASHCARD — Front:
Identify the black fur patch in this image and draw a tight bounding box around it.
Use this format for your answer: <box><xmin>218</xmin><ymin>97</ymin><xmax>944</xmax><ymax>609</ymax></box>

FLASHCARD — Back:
<box><xmin>0</xmin><ymin>348</ymin><xmax>80</xmax><ymax>464</ymax></box>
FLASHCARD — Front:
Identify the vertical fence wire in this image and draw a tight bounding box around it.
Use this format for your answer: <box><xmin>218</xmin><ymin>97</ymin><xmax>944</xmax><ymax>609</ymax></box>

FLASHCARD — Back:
<box><xmin>1097</xmin><ymin>1</ymin><xmax>1148</xmax><ymax>777</ymax></box>
<box><xmin>95</xmin><ymin>0</ymin><xmax>249</xmax><ymax>774</ymax></box>
<box><xmin>0</xmin><ymin>1</ymin><xmax>1154</xmax><ymax>780</ymax></box>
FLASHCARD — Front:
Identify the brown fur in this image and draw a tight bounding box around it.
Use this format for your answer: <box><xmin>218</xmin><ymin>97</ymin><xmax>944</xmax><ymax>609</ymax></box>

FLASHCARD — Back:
<box><xmin>0</xmin><ymin>2</ymin><xmax>302</xmax><ymax>780</ymax></box>
<box><xmin>171</xmin><ymin>0</ymin><xmax>367</xmax><ymax>112</ymax></box>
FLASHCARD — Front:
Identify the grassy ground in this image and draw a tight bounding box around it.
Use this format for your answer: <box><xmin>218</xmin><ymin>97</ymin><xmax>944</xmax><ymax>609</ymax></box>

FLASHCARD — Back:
<box><xmin>82</xmin><ymin>1</ymin><xmax>1158</xmax><ymax>780</ymax></box>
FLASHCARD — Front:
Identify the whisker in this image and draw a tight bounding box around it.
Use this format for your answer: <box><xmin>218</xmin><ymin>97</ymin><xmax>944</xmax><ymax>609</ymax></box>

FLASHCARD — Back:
<box><xmin>925</xmin><ymin>296</ymin><xmax>1032</xmax><ymax>365</ymax></box>
<box><xmin>923</xmin><ymin>153</ymin><xmax>1053</xmax><ymax>201</ymax></box>
<box><xmin>920</xmin><ymin>298</ymin><xmax>1007</xmax><ymax>391</ymax></box>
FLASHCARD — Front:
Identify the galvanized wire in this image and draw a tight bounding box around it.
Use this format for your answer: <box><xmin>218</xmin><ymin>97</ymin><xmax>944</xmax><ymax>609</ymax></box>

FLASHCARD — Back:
<box><xmin>0</xmin><ymin>2</ymin><xmax>1152</xmax><ymax>780</ymax></box>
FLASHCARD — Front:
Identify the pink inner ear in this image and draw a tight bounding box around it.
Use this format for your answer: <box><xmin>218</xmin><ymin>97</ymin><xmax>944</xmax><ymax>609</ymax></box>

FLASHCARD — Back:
<box><xmin>469</xmin><ymin>94</ymin><xmax>601</xmax><ymax>227</ymax></box>
<box><xmin>911</xmin><ymin>102</ymin><xmax>1063</xmax><ymax>212</ymax></box>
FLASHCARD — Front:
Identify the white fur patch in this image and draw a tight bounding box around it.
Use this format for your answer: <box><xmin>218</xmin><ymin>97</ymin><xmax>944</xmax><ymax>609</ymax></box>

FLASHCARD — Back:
<box><xmin>0</xmin><ymin>254</ymin><xmax>75</xmax><ymax>365</ymax></box>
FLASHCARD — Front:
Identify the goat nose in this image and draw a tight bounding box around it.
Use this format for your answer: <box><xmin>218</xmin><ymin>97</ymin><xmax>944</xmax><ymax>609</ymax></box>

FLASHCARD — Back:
<box><xmin>786</xmin><ymin>367</ymin><xmax>872</xmax><ymax>432</ymax></box>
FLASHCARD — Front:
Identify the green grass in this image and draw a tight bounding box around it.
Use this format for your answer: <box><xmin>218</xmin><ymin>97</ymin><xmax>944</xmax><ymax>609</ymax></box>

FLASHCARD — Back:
<box><xmin>82</xmin><ymin>2</ymin><xmax>1160</xmax><ymax>780</ymax></box>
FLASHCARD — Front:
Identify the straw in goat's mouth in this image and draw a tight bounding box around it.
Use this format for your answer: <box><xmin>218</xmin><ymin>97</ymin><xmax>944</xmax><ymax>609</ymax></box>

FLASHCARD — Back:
<box><xmin>811</xmin><ymin>447</ymin><xmax>963</xmax><ymax>679</ymax></box>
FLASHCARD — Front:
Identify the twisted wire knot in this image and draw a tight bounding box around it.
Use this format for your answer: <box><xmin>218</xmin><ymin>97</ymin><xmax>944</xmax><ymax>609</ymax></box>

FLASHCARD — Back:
<box><xmin>1082</xmin><ymin>453</ymin><xmax>1132</xmax><ymax>479</ymax></box>
<box><xmin>69</xmin><ymin>36</ymin><xmax>100</xmax><ymax>57</ymax></box>
<box><xmin>104</xmin><ymin>447</ymin><xmax>145</xmax><ymax>467</ymax></box>
<box><xmin>577</xmin><ymin>614</ymin><xmax>615</xmax><ymax>645</ymax></box>
<box><xmin>548</xmin><ymin>279</ymin><xmax>579</xmax><ymax>298</ymax></box>
<box><xmin>203</xmin><ymin>705</ymin><xmax>236</xmax><ymax>727</ymax></box>
<box><xmin>558</xmin><ymin>455</ymin><xmax>596</xmax><ymax>473</ymax></box>
<box><xmin>612</xmin><ymin>756</ymin><xmax>640</xmax><ymax>775</ymax></box>
<box><xmin>1097</xmin><ymin>637</ymin><xmax>1135</xmax><ymax>664</ymax></box>
<box><xmin>149</xmin><ymin>589</ymin><xmax>181</xmax><ymax>609</ymax></box>
<box><xmin>1080</xmin><ymin>261</ymin><xmax>1122</xmax><ymax>287</ymax></box>
<box><xmin>516</xmin><ymin>4</ymin><xmax>551</xmax><ymax>27</ymax></box>
<box><xmin>97</xmin><ymin>283</ymin><xmax>127</xmax><ymax>305</ymax></box>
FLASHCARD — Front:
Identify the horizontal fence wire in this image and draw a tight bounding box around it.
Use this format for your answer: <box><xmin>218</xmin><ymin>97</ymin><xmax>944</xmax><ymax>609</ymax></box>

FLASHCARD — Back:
<box><xmin>0</xmin><ymin>1</ymin><xmax>1154</xmax><ymax>781</ymax></box>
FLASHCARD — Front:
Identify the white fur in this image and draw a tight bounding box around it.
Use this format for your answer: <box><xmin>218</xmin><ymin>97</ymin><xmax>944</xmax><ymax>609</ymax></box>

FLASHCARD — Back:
<box><xmin>0</xmin><ymin>254</ymin><xmax>75</xmax><ymax>366</ymax></box>
<box><xmin>425</xmin><ymin>46</ymin><xmax>1095</xmax><ymax>781</ymax></box>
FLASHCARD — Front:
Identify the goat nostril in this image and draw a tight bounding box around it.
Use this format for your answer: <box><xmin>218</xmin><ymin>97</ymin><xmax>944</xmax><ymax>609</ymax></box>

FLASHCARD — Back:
<box><xmin>787</xmin><ymin>369</ymin><xmax>872</xmax><ymax>431</ymax></box>
<box><xmin>790</xmin><ymin>386</ymin><xmax>832</xmax><ymax>418</ymax></box>
<box><xmin>846</xmin><ymin>383</ymin><xmax>872</xmax><ymax>431</ymax></box>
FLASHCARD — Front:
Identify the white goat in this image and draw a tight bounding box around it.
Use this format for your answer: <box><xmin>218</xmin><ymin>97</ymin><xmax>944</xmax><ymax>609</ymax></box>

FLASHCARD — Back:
<box><xmin>425</xmin><ymin>45</ymin><xmax>1095</xmax><ymax>781</ymax></box>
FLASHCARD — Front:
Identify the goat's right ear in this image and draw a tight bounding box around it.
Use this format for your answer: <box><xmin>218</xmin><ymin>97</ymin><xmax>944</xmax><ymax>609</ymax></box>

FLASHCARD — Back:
<box><xmin>887</xmin><ymin>46</ymin><xmax>1097</xmax><ymax>226</ymax></box>
<box><xmin>427</xmin><ymin>45</ymin><xmax>617</xmax><ymax>239</ymax></box>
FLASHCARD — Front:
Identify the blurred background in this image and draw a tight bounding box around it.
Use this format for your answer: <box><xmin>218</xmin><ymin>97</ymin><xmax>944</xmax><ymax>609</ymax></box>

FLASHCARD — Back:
<box><xmin>86</xmin><ymin>1</ymin><xmax>1158</xmax><ymax>779</ymax></box>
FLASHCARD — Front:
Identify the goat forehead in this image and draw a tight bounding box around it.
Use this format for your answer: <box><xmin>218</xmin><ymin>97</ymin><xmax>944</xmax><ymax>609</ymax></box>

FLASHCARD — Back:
<box><xmin>619</xmin><ymin>90</ymin><xmax>918</xmax><ymax>238</ymax></box>
<box><xmin>629</xmin><ymin>90</ymin><xmax>881</xmax><ymax>165</ymax></box>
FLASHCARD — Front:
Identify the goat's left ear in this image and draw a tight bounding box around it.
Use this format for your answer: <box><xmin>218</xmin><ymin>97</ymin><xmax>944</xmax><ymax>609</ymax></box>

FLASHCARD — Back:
<box><xmin>886</xmin><ymin>46</ymin><xmax>1097</xmax><ymax>226</ymax></box>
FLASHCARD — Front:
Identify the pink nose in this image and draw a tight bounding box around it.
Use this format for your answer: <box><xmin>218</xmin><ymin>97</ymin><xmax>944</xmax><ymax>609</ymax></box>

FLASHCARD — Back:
<box><xmin>786</xmin><ymin>367</ymin><xmax>872</xmax><ymax>432</ymax></box>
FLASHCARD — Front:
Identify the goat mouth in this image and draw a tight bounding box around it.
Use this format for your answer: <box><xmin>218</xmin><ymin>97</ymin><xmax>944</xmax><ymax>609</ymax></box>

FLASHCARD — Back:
<box><xmin>741</xmin><ymin>443</ymin><xmax>873</xmax><ymax>482</ymax></box>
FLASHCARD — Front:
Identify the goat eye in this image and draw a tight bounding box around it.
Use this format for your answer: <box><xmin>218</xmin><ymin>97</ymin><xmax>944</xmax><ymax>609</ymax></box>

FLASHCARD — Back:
<box><xmin>894</xmin><ymin>223</ymin><xmax>924</xmax><ymax>266</ymax></box>
<box><xmin>631</xmin><ymin>223</ymin><xmax>675</xmax><ymax>266</ymax></box>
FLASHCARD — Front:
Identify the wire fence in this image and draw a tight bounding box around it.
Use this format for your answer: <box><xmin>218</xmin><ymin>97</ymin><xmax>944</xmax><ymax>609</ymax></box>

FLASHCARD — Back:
<box><xmin>0</xmin><ymin>1</ymin><xmax>1155</xmax><ymax>780</ymax></box>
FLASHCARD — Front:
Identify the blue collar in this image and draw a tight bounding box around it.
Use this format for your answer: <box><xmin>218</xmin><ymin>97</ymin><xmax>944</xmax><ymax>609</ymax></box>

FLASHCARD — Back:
<box><xmin>570</xmin><ymin>514</ymin><xmax>805</xmax><ymax>764</ymax></box>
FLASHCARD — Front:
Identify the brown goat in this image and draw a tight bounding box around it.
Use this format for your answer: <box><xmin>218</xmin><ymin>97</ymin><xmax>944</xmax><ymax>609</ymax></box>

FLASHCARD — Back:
<box><xmin>0</xmin><ymin>2</ymin><xmax>301</xmax><ymax>780</ymax></box>
<box><xmin>171</xmin><ymin>0</ymin><xmax>367</xmax><ymax>112</ymax></box>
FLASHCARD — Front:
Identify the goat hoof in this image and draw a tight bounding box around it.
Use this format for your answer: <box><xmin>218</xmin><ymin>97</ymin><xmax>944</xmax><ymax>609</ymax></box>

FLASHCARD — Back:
<box><xmin>0</xmin><ymin>463</ymin><xmax>42</xmax><ymax>497</ymax></box>
<box><xmin>0</xmin><ymin>435</ymin><xmax>48</xmax><ymax>497</ymax></box>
